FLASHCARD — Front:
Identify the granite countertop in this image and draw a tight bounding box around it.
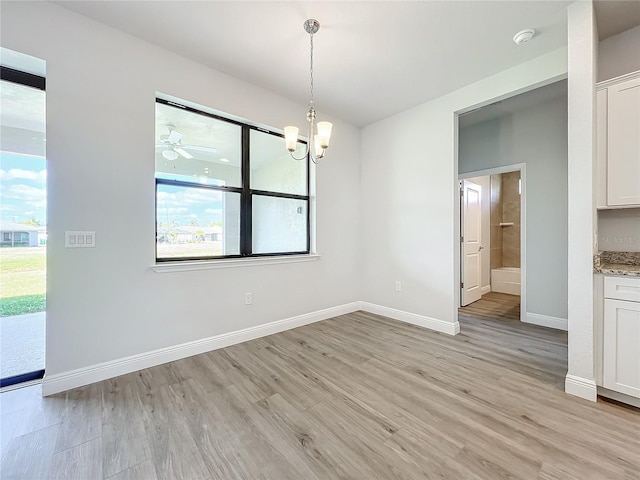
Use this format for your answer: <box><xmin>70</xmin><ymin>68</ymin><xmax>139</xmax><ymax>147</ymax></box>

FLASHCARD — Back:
<box><xmin>594</xmin><ymin>251</ymin><xmax>640</xmax><ymax>277</ymax></box>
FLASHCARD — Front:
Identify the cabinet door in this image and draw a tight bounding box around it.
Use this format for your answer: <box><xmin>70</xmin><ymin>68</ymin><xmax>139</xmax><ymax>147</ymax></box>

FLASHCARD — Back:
<box><xmin>607</xmin><ymin>77</ymin><xmax>640</xmax><ymax>206</ymax></box>
<box><xmin>603</xmin><ymin>298</ymin><xmax>640</xmax><ymax>398</ymax></box>
<box><xmin>596</xmin><ymin>89</ymin><xmax>607</xmax><ymax>209</ymax></box>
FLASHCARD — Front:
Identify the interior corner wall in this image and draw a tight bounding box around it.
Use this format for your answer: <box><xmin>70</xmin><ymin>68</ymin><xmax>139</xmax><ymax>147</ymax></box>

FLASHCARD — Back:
<box><xmin>459</xmin><ymin>94</ymin><xmax>569</xmax><ymax>320</ymax></box>
<box><xmin>360</xmin><ymin>47</ymin><xmax>567</xmax><ymax>329</ymax></box>
<box><xmin>597</xmin><ymin>25</ymin><xmax>640</xmax><ymax>82</ymax></box>
<box><xmin>566</xmin><ymin>0</ymin><xmax>597</xmax><ymax>401</ymax></box>
<box><xmin>0</xmin><ymin>2</ymin><xmax>362</xmax><ymax>378</ymax></box>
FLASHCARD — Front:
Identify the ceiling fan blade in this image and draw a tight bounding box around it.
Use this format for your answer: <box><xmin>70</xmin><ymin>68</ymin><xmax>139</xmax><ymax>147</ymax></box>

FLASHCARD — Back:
<box><xmin>174</xmin><ymin>147</ymin><xmax>194</xmax><ymax>159</ymax></box>
<box><xmin>182</xmin><ymin>144</ymin><xmax>217</xmax><ymax>153</ymax></box>
<box><xmin>167</xmin><ymin>130</ymin><xmax>183</xmax><ymax>144</ymax></box>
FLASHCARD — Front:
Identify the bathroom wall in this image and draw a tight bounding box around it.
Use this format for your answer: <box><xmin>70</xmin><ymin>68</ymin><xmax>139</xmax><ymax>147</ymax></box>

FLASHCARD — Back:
<box><xmin>490</xmin><ymin>174</ymin><xmax>503</xmax><ymax>269</ymax></box>
<box><xmin>501</xmin><ymin>171</ymin><xmax>521</xmax><ymax>267</ymax></box>
<box><xmin>490</xmin><ymin>171</ymin><xmax>521</xmax><ymax>269</ymax></box>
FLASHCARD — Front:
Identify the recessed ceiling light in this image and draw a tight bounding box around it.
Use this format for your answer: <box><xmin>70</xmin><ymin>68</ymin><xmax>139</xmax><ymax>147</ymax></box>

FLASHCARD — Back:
<box><xmin>513</xmin><ymin>29</ymin><xmax>535</xmax><ymax>45</ymax></box>
<box><xmin>220</xmin><ymin>158</ymin><xmax>230</xmax><ymax>163</ymax></box>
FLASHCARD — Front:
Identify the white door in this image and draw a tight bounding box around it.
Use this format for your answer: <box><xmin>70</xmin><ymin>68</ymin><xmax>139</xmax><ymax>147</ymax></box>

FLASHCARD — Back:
<box><xmin>461</xmin><ymin>180</ymin><xmax>483</xmax><ymax>306</ymax></box>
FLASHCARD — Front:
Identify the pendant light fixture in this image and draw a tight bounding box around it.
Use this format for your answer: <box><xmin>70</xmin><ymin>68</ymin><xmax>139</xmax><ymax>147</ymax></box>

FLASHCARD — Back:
<box><xmin>284</xmin><ymin>19</ymin><xmax>333</xmax><ymax>164</ymax></box>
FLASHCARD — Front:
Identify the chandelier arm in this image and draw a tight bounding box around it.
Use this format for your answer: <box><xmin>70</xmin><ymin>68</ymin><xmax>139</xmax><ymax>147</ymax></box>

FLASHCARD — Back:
<box><xmin>289</xmin><ymin>112</ymin><xmax>313</xmax><ymax>161</ymax></box>
<box><xmin>290</xmin><ymin>148</ymin><xmax>309</xmax><ymax>161</ymax></box>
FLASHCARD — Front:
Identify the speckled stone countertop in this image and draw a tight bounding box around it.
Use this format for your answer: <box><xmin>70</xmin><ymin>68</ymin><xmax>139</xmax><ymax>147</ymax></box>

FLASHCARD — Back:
<box><xmin>594</xmin><ymin>251</ymin><xmax>640</xmax><ymax>277</ymax></box>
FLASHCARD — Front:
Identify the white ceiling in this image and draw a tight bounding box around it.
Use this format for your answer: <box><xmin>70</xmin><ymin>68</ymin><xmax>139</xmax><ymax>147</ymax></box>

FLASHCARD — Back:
<box><xmin>54</xmin><ymin>0</ymin><xmax>573</xmax><ymax>127</ymax></box>
<box><xmin>459</xmin><ymin>79</ymin><xmax>567</xmax><ymax>128</ymax></box>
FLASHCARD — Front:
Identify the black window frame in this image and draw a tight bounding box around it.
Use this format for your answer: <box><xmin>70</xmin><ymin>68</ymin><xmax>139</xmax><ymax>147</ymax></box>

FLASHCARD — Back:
<box><xmin>0</xmin><ymin>65</ymin><xmax>46</xmax><ymax>388</ymax></box>
<box><xmin>155</xmin><ymin>98</ymin><xmax>311</xmax><ymax>262</ymax></box>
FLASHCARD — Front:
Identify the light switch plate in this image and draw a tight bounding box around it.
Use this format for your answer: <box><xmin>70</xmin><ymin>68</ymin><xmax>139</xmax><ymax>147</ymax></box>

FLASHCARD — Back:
<box><xmin>65</xmin><ymin>231</ymin><xmax>96</xmax><ymax>248</ymax></box>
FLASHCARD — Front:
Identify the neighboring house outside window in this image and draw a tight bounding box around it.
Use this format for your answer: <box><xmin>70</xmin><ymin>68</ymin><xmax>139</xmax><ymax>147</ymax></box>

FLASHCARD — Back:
<box><xmin>155</xmin><ymin>98</ymin><xmax>310</xmax><ymax>262</ymax></box>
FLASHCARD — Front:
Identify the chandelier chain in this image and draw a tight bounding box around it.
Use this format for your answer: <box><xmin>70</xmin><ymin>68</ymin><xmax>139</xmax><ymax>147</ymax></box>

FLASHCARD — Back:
<box><xmin>285</xmin><ymin>19</ymin><xmax>331</xmax><ymax>164</ymax></box>
<box><xmin>309</xmin><ymin>32</ymin><xmax>314</xmax><ymax>105</ymax></box>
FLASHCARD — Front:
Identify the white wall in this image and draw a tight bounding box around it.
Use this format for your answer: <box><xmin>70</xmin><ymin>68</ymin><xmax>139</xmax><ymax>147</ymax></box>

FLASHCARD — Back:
<box><xmin>360</xmin><ymin>48</ymin><xmax>567</xmax><ymax>332</ymax></box>
<box><xmin>0</xmin><ymin>2</ymin><xmax>361</xmax><ymax>383</ymax></box>
<box><xmin>459</xmin><ymin>93</ymin><xmax>569</xmax><ymax>321</ymax></box>
<box><xmin>465</xmin><ymin>176</ymin><xmax>491</xmax><ymax>293</ymax></box>
<box><xmin>597</xmin><ymin>25</ymin><xmax>640</xmax><ymax>82</ymax></box>
<box><xmin>565</xmin><ymin>0</ymin><xmax>598</xmax><ymax>401</ymax></box>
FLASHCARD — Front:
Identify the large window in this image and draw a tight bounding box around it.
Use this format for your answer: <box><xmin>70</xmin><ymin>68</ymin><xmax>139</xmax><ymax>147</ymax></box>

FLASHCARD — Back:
<box><xmin>155</xmin><ymin>99</ymin><xmax>309</xmax><ymax>261</ymax></box>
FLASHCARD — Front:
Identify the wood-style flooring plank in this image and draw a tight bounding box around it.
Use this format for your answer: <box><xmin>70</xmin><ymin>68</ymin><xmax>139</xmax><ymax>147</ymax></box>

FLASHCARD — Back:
<box><xmin>1</xmin><ymin>295</ymin><xmax>638</xmax><ymax>479</ymax></box>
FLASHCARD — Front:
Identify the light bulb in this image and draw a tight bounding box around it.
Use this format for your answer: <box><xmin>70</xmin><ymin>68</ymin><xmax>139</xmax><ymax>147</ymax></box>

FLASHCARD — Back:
<box><xmin>284</xmin><ymin>126</ymin><xmax>299</xmax><ymax>152</ymax></box>
<box><xmin>316</xmin><ymin>121</ymin><xmax>332</xmax><ymax>149</ymax></box>
<box><xmin>314</xmin><ymin>135</ymin><xmax>324</xmax><ymax>158</ymax></box>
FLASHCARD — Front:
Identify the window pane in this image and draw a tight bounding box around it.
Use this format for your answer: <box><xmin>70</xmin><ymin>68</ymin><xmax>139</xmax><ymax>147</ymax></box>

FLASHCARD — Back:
<box><xmin>155</xmin><ymin>102</ymin><xmax>241</xmax><ymax>187</ymax></box>
<box><xmin>156</xmin><ymin>184</ymin><xmax>240</xmax><ymax>259</ymax></box>
<box><xmin>250</xmin><ymin>129</ymin><xmax>307</xmax><ymax>195</ymax></box>
<box><xmin>252</xmin><ymin>195</ymin><xmax>307</xmax><ymax>254</ymax></box>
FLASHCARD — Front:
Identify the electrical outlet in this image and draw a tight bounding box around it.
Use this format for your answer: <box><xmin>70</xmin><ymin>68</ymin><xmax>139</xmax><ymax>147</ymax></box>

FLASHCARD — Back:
<box><xmin>395</xmin><ymin>281</ymin><xmax>401</xmax><ymax>292</ymax></box>
<box><xmin>245</xmin><ymin>293</ymin><xmax>252</xmax><ymax>305</ymax></box>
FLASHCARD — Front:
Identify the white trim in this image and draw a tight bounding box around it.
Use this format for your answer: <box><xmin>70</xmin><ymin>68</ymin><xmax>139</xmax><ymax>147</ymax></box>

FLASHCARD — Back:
<box><xmin>458</xmin><ymin>163</ymin><xmax>527</xmax><ymax>179</ymax></box>
<box><xmin>565</xmin><ymin>374</ymin><xmax>597</xmax><ymax>401</ymax></box>
<box><xmin>360</xmin><ymin>302</ymin><xmax>460</xmax><ymax>336</ymax></box>
<box><xmin>151</xmin><ymin>254</ymin><xmax>319</xmax><ymax>273</ymax></box>
<box><xmin>524</xmin><ymin>312</ymin><xmax>568</xmax><ymax>331</ymax></box>
<box><xmin>480</xmin><ymin>285</ymin><xmax>491</xmax><ymax>295</ymax></box>
<box><xmin>596</xmin><ymin>70</ymin><xmax>640</xmax><ymax>90</ymax></box>
<box><xmin>41</xmin><ymin>301</ymin><xmax>461</xmax><ymax>396</ymax></box>
<box><xmin>457</xmin><ymin>163</ymin><xmax>527</xmax><ymax>323</ymax></box>
<box><xmin>42</xmin><ymin>302</ymin><xmax>359</xmax><ymax>396</ymax></box>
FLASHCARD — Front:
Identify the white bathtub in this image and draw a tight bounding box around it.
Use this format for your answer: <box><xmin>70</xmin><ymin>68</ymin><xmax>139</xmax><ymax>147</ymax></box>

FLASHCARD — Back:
<box><xmin>491</xmin><ymin>267</ymin><xmax>521</xmax><ymax>296</ymax></box>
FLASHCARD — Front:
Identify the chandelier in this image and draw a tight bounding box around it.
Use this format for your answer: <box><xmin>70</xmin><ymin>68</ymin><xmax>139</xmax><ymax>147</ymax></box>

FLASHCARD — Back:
<box><xmin>284</xmin><ymin>19</ymin><xmax>333</xmax><ymax>164</ymax></box>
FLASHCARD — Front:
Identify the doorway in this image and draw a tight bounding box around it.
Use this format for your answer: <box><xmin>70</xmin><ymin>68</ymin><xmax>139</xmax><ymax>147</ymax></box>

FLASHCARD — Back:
<box><xmin>0</xmin><ymin>56</ymin><xmax>47</xmax><ymax>388</ymax></box>
<box><xmin>459</xmin><ymin>165</ymin><xmax>525</xmax><ymax>320</ymax></box>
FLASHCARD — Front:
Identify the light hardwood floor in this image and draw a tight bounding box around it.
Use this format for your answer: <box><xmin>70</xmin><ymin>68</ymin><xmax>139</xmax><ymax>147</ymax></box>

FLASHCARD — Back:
<box><xmin>1</xmin><ymin>303</ymin><xmax>638</xmax><ymax>479</ymax></box>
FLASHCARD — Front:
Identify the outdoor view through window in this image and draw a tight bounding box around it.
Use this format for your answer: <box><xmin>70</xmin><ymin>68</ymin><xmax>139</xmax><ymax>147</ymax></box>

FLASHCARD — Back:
<box><xmin>0</xmin><ymin>66</ymin><xmax>47</xmax><ymax>387</ymax></box>
<box><xmin>155</xmin><ymin>99</ymin><xmax>309</xmax><ymax>261</ymax></box>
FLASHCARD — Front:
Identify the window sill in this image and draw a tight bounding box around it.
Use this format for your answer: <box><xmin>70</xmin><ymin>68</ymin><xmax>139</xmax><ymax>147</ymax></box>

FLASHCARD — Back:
<box><xmin>151</xmin><ymin>254</ymin><xmax>320</xmax><ymax>273</ymax></box>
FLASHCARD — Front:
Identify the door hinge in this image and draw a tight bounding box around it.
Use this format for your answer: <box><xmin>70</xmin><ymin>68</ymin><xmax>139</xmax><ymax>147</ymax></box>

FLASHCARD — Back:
<box><xmin>460</xmin><ymin>236</ymin><xmax>464</xmax><ymax>243</ymax></box>
<box><xmin>460</xmin><ymin>282</ymin><xmax>464</xmax><ymax>288</ymax></box>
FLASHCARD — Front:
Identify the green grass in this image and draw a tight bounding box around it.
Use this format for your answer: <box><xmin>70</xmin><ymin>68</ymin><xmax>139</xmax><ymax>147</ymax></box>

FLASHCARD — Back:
<box><xmin>0</xmin><ymin>247</ymin><xmax>46</xmax><ymax>317</ymax></box>
<box><xmin>0</xmin><ymin>294</ymin><xmax>46</xmax><ymax>316</ymax></box>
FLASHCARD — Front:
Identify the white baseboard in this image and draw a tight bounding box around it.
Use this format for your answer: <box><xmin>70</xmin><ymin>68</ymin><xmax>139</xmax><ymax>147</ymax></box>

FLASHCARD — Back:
<box><xmin>359</xmin><ymin>302</ymin><xmax>460</xmax><ymax>336</ymax></box>
<box><xmin>42</xmin><ymin>302</ymin><xmax>360</xmax><ymax>396</ymax></box>
<box><xmin>524</xmin><ymin>312</ymin><xmax>568</xmax><ymax>331</ymax></box>
<box><xmin>480</xmin><ymin>285</ymin><xmax>491</xmax><ymax>295</ymax></box>
<box><xmin>565</xmin><ymin>374</ymin><xmax>597</xmax><ymax>402</ymax></box>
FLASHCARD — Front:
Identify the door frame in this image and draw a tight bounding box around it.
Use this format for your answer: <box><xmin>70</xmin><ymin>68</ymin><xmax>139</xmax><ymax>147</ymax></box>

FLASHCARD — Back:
<box><xmin>458</xmin><ymin>163</ymin><xmax>527</xmax><ymax>322</ymax></box>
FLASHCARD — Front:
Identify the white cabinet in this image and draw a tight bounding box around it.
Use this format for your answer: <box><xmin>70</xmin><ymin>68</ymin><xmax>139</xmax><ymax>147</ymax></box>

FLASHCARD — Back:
<box><xmin>603</xmin><ymin>276</ymin><xmax>640</xmax><ymax>398</ymax></box>
<box><xmin>596</xmin><ymin>72</ymin><xmax>640</xmax><ymax>208</ymax></box>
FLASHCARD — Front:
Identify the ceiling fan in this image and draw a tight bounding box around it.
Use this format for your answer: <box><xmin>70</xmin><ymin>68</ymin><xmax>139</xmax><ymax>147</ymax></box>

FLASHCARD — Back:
<box><xmin>156</xmin><ymin>125</ymin><xmax>193</xmax><ymax>160</ymax></box>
